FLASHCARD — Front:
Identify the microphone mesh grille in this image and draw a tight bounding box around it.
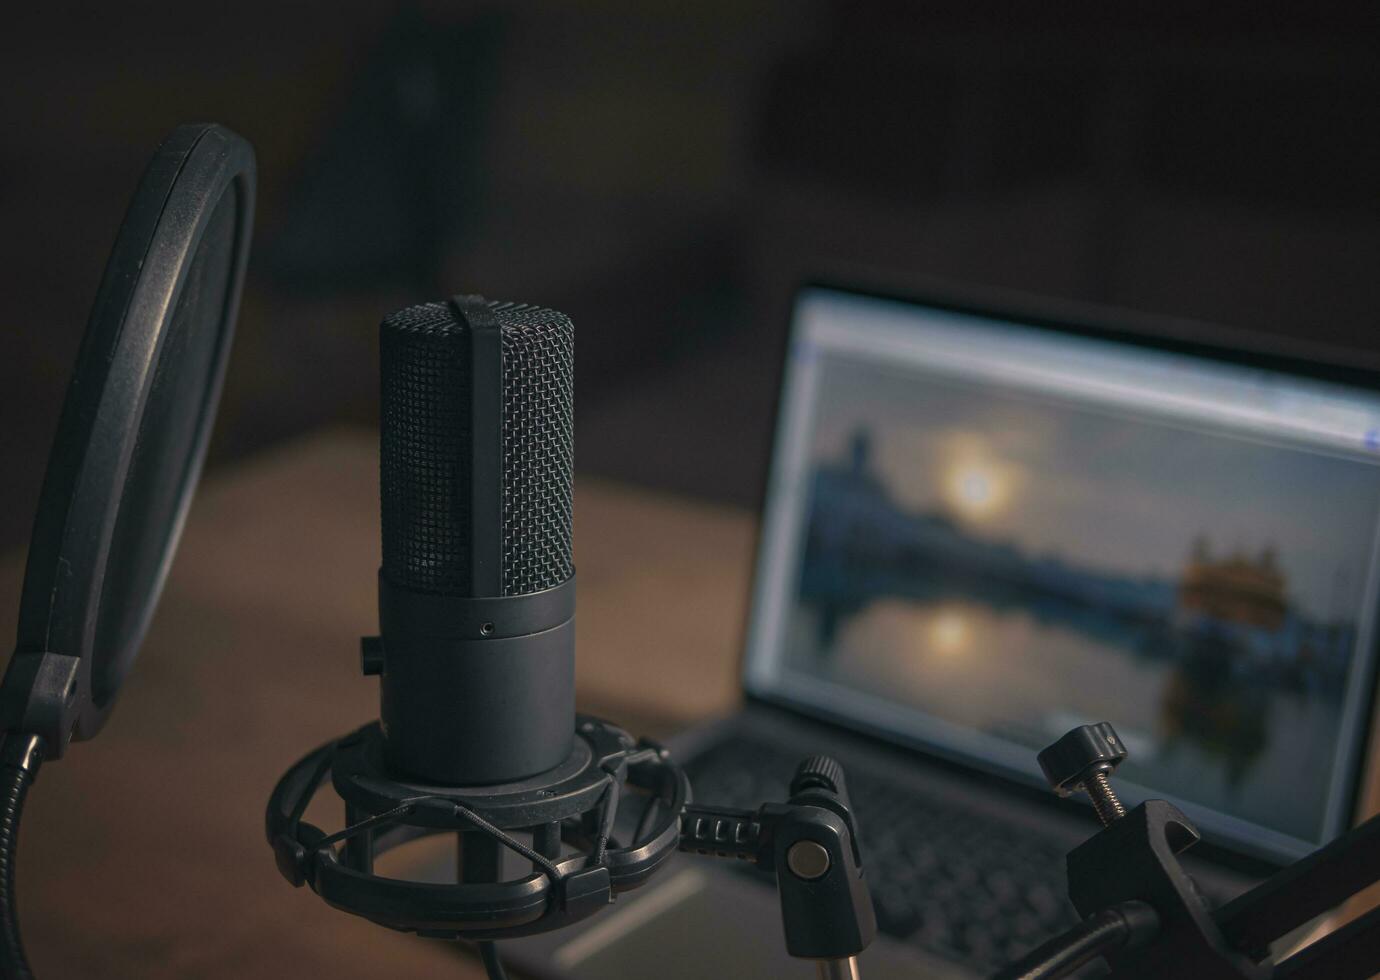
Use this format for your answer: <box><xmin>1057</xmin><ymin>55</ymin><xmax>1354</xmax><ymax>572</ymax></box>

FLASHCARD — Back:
<box><xmin>493</xmin><ymin>302</ymin><xmax>574</xmax><ymax>596</ymax></box>
<box><xmin>380</xmin><ymin>302</ymin><xmax>473</xmax><ymax>595</ymax></box>
<box><xmin>379</xmin><ymin>299</ymin><xmax>573</xmax><ymax>597</ymax></box>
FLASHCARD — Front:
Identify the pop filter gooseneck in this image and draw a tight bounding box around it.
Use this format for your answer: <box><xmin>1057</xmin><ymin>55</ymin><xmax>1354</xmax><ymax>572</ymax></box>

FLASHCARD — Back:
<box><xmin>0</xmin><ymin>123</ymin><xmax>256</xmax><ymax>979</ymax></box>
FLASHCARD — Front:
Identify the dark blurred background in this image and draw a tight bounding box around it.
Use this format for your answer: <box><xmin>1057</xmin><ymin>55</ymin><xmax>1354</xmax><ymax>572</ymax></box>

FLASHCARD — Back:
<box><xmin>2</xmin><ymin>2</ymin><xmax>1378</xmax><ymax>551</ymax></box>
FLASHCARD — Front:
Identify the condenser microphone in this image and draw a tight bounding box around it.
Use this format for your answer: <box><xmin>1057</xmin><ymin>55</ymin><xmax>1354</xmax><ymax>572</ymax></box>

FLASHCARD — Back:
<box><xmin>266</xmin><ymin>292</ymin><xmax>863</xmax><ymax>976</ymax></box>
<box><xmin>268</xmin><ymin>293</ymin><xmax>685</xmax><ymax>944</ymax></box>
<box><xmin>369</xmin><ymin>295</ymin><xmax>575</xmax><ymax>785</ymax></box>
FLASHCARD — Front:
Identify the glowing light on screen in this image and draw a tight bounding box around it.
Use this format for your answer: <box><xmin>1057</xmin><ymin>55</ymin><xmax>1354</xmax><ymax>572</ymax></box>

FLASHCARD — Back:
<box><xmin>943</xmin><ymin>457</ymin><xmax>1012</xmax><ymax>521</ymax></box>
<box><xmin>928</xmin><ymin>609</ymin><xmax>971</xmax><ymax>655</ymax></box>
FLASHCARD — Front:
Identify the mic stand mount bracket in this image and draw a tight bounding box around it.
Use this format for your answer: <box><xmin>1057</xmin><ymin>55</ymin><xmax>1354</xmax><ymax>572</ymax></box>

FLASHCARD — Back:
<box><xmin>995</xmin><ymin>723</ymin><xmax>1380</xmax><ymax>980</ymax></box>
<box><xmin>679</xmin><ymin>755</ymin><xmax>878</xmax><ymax>978</ymax></box>
<box><xmin>266</xmin><ymin>715</ymin><xmax>688</xmax><ymax>941</ymax></box>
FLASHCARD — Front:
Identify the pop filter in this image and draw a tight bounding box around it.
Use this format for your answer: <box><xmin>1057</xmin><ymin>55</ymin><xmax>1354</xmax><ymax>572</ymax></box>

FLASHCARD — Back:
<box><xmin>1</xmin><ymin>122</ymin><xmax>255</xmax><ymax>755</ymax></box>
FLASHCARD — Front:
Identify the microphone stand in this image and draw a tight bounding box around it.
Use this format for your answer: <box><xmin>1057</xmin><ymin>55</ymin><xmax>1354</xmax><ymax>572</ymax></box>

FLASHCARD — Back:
<box><xmin>679</xmin><ymin>756</ymin><xmax>877</xmax><ymax>979</ymax></box>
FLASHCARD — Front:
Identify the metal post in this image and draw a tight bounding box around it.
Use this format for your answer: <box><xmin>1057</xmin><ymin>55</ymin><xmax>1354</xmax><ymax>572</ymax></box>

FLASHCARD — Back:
<box><xmin>817</xmin><ymin>956</ymin><xmax>861</xmax><ymax>980</ymax></box>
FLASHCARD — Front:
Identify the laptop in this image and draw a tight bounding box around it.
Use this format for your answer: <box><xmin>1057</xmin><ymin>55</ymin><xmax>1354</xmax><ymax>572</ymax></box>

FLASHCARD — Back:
<box><xmin>509</xmin><ymin>281</ymin><xmax>1380</xmax><ymax>978</ymax></box>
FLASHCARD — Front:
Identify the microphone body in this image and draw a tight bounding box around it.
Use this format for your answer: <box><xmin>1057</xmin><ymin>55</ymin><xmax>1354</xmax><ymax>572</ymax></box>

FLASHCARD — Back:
<box><xmin>267</xmin><ymin>291</ymin><xmax>687</xmax><ymax>947</ymax></box>
<box><xmin>373</xmin><ymin>296</ymin><xmax>575</xmax><ymax>785</ymax></box>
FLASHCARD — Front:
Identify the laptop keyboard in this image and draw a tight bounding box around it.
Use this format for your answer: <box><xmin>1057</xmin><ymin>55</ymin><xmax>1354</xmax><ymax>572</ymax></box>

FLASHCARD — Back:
<box><xmin>684</xmin><ymin>735</ymin><xmax>1085</xmax><ymax>975</ymax></box>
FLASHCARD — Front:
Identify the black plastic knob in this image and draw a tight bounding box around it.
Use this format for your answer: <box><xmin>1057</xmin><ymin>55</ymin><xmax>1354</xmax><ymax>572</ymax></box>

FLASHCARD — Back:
<box><xmin>792</xmin><ymin>755</ymin><xmax>846</xmax><ymax>799</ymax></box>
<box><xmin>1038</xmin><ymin>722</ymin><xmax>1128</xmax><ymax>797</ymax></box>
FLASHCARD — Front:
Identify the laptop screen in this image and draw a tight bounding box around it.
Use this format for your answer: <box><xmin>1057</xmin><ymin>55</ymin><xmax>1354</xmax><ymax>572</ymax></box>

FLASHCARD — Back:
<box><xmin>744</xmin><ymin>285</ymin><xmax>1380</xmax><ymax>861</ymax></box>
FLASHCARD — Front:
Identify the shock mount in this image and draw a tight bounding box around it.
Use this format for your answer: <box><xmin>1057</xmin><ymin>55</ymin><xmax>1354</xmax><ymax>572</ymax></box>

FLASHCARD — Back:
<box><xmin>267</xmin><ymin>717</ymin><xmax>877</xmax><ymax>976</ymax></box>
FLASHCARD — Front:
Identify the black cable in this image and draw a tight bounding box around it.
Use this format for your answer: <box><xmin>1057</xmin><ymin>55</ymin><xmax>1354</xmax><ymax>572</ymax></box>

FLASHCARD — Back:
<box><xmin>451</xmin><ymin>800</ymin><xmax>564</xmax><ymax>881</ymax></box>
<box><xmin>0</xmin><ymin>734</ymin><xmax>45</xmax><ymax>980</ymax></box>
<box><xmin>991</xmin><ymin>901</ymin><xmax>1159</xmax><ymax>980</ymax></box>
<box><xmin>477</xmin><ymin>940</ymin><xmax>509</xmax><ymax>980</ymax></box>
<box><xmin>590</xmin><ymin>778</ymin><xmax>619</xmax><ymax>867</ymax></box>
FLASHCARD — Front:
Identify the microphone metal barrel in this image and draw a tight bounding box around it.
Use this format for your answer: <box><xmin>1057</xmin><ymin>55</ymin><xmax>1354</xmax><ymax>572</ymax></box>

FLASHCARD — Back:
<box><xmin>376</xmin><ymin>296</ymin><xmax>575</xmax><ymax>785</ymax></box>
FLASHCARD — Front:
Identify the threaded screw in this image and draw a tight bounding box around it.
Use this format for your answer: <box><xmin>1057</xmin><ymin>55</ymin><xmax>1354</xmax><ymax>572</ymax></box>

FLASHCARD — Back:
<box><xmin>1085</xmin><ymin>769</ymin><xmax>1127</xmax><ymax>827</ymax></box>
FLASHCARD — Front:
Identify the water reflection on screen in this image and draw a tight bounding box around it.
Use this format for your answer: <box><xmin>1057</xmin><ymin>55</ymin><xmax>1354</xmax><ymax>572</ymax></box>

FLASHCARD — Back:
<box><xmin>781</xmin><ymin>332</ymin><xmax>1380</xmax><ymax>848</ymax></box>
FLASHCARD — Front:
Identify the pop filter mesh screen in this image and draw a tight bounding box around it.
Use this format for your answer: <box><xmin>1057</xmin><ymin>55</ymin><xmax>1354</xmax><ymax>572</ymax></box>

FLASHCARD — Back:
<box><xmin>380</xmin><ymin>300</ymin><xmax>574</xmax><ymax>598</ymax></box>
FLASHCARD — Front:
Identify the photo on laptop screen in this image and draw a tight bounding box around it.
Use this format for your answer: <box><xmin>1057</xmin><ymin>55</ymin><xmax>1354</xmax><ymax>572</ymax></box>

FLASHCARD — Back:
<box><xmin>745</xmin><ymin>286</ymin><xmax>1380</xmax><ymax>860</ymax></box>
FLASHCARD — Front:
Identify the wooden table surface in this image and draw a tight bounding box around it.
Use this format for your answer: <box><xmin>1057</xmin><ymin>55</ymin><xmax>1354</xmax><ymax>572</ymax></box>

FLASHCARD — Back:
<box><xmin>0</xmin><ymin>428</ymin><xmax>754</xmax><ymax>979</ymax></box>
<box><xmin>6</xmin><ymin>427</ymin><xmax>1379</xmax><ymax>977</ymax></box>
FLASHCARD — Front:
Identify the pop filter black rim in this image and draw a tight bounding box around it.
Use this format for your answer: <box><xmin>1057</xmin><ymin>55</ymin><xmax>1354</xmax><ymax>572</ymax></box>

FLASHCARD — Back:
<box><xmin>0</xmin><ymin>123</ymin><xmax>256</xmax><ymax>757</ymax></box>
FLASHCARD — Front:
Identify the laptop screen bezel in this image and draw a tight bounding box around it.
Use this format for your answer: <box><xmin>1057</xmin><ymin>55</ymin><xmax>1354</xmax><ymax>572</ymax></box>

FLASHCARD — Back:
<box><xmin>740</xmin><ymin>276</ymin><xmax>1380</xmax><ymax>863</ymax></box>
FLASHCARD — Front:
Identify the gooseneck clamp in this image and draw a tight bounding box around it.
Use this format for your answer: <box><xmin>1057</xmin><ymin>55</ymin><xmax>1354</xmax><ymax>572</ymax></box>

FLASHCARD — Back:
<box><xmin>993</xmin><ymin>723</ymin><xmax>1380</xmax><ymax>980</ymax></box>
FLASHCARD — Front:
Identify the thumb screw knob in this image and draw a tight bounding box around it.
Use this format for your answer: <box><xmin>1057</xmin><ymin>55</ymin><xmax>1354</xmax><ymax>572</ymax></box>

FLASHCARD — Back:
<box><xmin>1038</xmin><ymin>722</ymin><xmax>1129</xmax><ymax>828</ymax></box>
<box><xmin>791</xmin><ymin>755</ymin><xmax>846</xmax><ymax>797</ymax></box>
